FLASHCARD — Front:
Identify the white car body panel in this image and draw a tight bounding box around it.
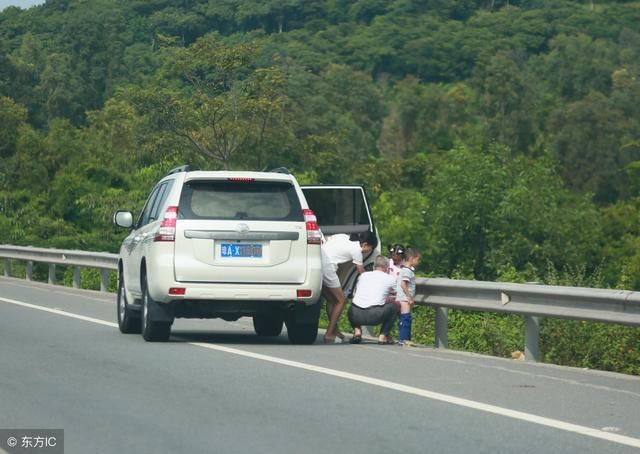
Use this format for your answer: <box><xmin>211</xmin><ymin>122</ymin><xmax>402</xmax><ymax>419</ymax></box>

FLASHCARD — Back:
<box><xmin>173</xmin><ymin>220</ymin><xmax>309</xmax><ymax>284</ymax></box>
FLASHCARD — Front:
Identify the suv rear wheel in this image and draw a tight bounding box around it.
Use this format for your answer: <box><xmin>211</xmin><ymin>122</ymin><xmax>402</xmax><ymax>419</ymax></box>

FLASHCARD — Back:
<box><xmin>141</xmin><ymin>276</ymin><xmax>171</xmax><ymax>342</ymax></box>
<box><xmin>285</xmin><ymin>317</ymin><xmax>318</xmax><ymax>345</ymax></box>
<box><xmin>253</xmin><ymin>315</ymin><xmax>284</xmax><ymax>336</ymax></box>
<box><xmin>117</xmin><ymin>272</ymin><xmax>140</xmax><ymax>334</ymax></box>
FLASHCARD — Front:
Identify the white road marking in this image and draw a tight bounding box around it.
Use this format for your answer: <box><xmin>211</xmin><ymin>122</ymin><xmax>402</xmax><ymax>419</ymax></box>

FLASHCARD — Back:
<box><xmin>0</xmin><ymin>277</ymin><xmax>112</xmax><ymax>303</ymax></box>
<box><xmin>364</xmin><ymin>339</ymin><xmax>640</xmax><ymax>398</ymax></box>
<box><xmin>402</xmin><ymin>352</ymin><xmax>640</xmax><ymax>399</ymax></box>
<box><xmin>2</xmin><ymin>295</ymin><xmax>640</xmax><ymax>449</ymax></box>
<box><xmin>187</xmin><ymin>342</ymin><xmax>640</xmax><ymax>449</ymax></box>
<box><xmin>0</xmin><ymin>296</ymin><xmax>117</xmax><ymax>329</ymax></box>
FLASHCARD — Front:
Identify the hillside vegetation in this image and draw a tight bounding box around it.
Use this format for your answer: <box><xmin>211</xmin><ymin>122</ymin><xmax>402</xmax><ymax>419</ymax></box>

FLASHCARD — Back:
<box><xmin>1</xmin><ymin>0</ymin><xmax>639</xmax><ymax>373</ymax></box>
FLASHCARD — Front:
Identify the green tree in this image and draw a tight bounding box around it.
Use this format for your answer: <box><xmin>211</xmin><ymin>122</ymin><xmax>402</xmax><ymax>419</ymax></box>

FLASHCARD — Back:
<box><xmin>35</xmin><ymin>53</ymin><xmax>85</xmax><ymax>124</ymax></box>
<box><xmin>472</xmin><ymin>51</ymin><xmax>538</xmax><ymax>153</ymax></box>
<box><xmin>7</xmin><ymin>33</ymin><xmax>46</xmax><ymax>123</ymax></box>
<box><xmin>600</xmin><ymin>198</ymin><xmax>640</xmax><ymax>289</ymax></box>
<box><xmin>148</xmin><ymin>7</ymin><xmax>207</xmax><ymax>43</ymax></box>
<box><xmin>535</xmin><ymin>33</ymin><xmax>618</xmax><ymax>100</ymax></box>
<box><xmin>547</xmin><ymin>91</ymin><xmax>630</xmax><ymax>203</ymax></box>
<box><xmin>133</xmin><ymin>34</ymin><xmax>288</xmax><ymax>170</ymax></box>
<box><xmin>0</xmin><ymin>97</ymin><xmax>28</xmax><ymax>158</ymax></box>
<box><xmin>348</xmin><ymin>0</ymin><xmax>388</xmax><ymax>24</ymax></box>
<box><xmin>0</xmin><ymin>38</ymin><xmax>15</xmax><ymax>95</ymax></box>
<box><xmin>420</xmin><ymin>145</ymin><xmax>602</xmax><ymax>279</ymax></box>
<box><xmin>84</xmin><ymin>98</ymin><xmax>147</xmax><ymax>170</ymax></box>
<box><xmin>2</xmin><ymin>123</ymin><xmax>48</xmax><ymax>193</ymax></box>
<box><xmin>377</xmin><ymin>79</ymin><xmax>477</xmax><ymax>155</ymax></box>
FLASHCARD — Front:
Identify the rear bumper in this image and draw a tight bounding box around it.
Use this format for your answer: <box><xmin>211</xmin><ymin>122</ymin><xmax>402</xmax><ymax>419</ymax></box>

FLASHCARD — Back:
<box><xmin>146</xmin><ymin>298</ymin><xmax>322</xmax><ymax>323</ymax></box>
<box><xmin>171</xmin><ymin>299</ymin><xmax>321</xmax><ymax>321</ymax></box>
<box><xmin>160</xmin><ymin>284</ymin><xmax>322</xmax><ymax>305</ymax></box>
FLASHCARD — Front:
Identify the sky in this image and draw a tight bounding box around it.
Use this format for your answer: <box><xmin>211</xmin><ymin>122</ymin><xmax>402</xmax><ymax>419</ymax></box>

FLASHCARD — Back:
<box><xmin>0</xmin><ymin>0</ymin><xmax>45</xmax><ymax>11</ymax></box>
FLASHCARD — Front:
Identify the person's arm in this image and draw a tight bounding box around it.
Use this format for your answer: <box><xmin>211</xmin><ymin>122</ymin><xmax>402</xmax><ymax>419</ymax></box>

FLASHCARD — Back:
<box><xmin>351</xmin><ymin>241</ymin><xmax>365</xmax><ymax>273</ymax></box>
<box><xmin>400</xmin><ymin>279</ymin><xmax>413</xmax><ymax>305</ymax></box>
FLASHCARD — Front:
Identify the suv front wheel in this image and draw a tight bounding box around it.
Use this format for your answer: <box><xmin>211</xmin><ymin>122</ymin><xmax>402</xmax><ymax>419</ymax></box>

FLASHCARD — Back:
<box><xmin>141</xmin><ymin>276</ymin><xmax>172</xmax><ymax>342</ymax></box>
<box><xmin>117</xmin><ymin>271</ymin><xmax>140</xmax><ymax>334</ymax></box>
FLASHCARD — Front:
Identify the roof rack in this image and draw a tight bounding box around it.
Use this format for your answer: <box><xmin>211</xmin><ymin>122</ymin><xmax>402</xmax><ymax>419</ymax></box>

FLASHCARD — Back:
<box><xmin>167</xmin><ymin>165</ymin><xmax>191</xmax><ymax>175</ymax></box>
<box><xmin>268</xmin><ymin>167</ymin><xmax>290</xmax><ymax>175</ymax></box>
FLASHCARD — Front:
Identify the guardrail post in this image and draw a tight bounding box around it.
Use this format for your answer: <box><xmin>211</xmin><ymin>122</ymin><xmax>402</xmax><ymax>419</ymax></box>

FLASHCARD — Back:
<box><xmin>48</xmin><ymin>264</ymin><xmax>56</xmax><ymax>285</ymax></box>
<box><xmin>26</xmin><ymin>261</ymin><xmax>33</xmax><ymax>281</ymax></box>
<box><xmin>100</xmin><ymin>269</ymin><xmax>109</xmax><ymax>292</ymax></box>
<box><xmin>3</xmin><ymin>259</ymin><xmax>10</xmax><ymax>277</ymax></box>
<box><xmin>524</xmin><ymin>316</ymin><xmax>541</xmax><ymax>362</ymax></box>
<box><xmin>435</xmin><ymin>306</ymin><xmax>449</xmax><ymax>349</ymax></box>
<box><xmin>72</xmin><ymin>267</ymin><xmax>81</xmax><ymax>289</ymax></box>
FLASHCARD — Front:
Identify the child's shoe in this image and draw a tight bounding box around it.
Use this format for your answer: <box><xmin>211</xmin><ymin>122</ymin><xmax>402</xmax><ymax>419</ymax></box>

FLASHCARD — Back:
<box><xmin>398</xmin><ymin>340</ymin><xmax>417</xmax><ymax>348</ymax></box>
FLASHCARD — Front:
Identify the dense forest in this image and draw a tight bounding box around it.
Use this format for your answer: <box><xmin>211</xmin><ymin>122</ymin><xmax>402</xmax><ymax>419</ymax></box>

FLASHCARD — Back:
<box><xmin>1</xmin><ymin>0</ymin><xmax>639</xmax><ymax>371</ymax></box>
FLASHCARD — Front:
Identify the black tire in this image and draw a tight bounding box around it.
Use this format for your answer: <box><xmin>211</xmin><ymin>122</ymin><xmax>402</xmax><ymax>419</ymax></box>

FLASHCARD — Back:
<box><xmin>117</xmin><ymin>272</ymin><xmax>140</xmax><ymax>334</ymax></box>
<box><xmin>253</xmin><ymin>315</ymin><xmax>284</xmax><ymax>337</ymax></box>
<box><xmin>285</xmin><ymin>319</ymin><xmax>319</xmax><ymax>345</ymax></box>
<box><xmin>141</xmin><ymin>276</ymin><xmax>171</xmax><ymax>342</ymax></box>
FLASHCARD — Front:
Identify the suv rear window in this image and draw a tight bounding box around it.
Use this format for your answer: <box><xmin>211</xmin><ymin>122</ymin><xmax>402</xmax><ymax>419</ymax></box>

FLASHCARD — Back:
<box><xmin>179</xmin><ymin>180</ymin><xmax>304</xmax><ymax>221</ymax></box>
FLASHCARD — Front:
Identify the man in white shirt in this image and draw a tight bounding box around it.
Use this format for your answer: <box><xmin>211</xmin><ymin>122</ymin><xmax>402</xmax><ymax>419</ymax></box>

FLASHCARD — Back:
<box><xmin>347</xmin><ymin>255</ymin><xmax>399</xmax><ymax>344</ymax></box>
<box><xmin>323</xmin><ymin>234</ymin><xmax>368</xmax><ymax>274</ymax></box>
<box><xmin>321</xmin><ymin>231</ymin><xmax>377</xmax><ymax>343</ymax></box>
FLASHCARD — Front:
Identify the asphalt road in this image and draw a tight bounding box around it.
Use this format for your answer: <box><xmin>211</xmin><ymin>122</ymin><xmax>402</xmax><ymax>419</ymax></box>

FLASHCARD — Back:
<box><xmin>1</xmin><ymin>276</ymin><xmax>639</xmax><ymax>454</ymax></box>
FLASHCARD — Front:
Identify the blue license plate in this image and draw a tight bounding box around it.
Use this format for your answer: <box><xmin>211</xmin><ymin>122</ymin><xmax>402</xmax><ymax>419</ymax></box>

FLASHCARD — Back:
<box><xmin>220</xmin><ymin>243</ymin><xmax>262</xmax><ymax>258</ymax></box>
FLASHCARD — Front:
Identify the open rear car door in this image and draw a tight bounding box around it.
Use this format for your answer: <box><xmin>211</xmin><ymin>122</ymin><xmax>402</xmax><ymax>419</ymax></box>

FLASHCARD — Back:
<box><xmin>301</xmin><ymin>185</ymin><xmax>381</xmax><ymax>297</ymax></box>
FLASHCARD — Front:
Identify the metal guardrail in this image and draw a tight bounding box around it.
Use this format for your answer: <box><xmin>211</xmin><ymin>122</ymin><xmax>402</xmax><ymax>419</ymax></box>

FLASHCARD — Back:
<box><xmin>1</xmin><ymin>245</ymin><xmax>639</xmax><ymax>362</ymax></box>
<box><xmin>415</xmin><ymin>278</ymin><xmax>640</xmax><ymax>362</ymax></box>
<box><xmin>0</xmin><ymin>245</ymin><xmax>118</xmax><ymax>292</ymax></box>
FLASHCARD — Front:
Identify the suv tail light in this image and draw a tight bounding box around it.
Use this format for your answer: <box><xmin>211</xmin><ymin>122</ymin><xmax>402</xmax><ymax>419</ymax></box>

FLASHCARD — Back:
<box><xmin>303</xmin><ymin>209</ymin><xmax>321</xmax><ymax>245</ymax></box>
<box><xmin>169</xmin><ymin>287</ymin><xmax>186</xmax><ymax>295</ymax></box>
<box><xmin>154</xmin><ymin>206</ymin><xmax>178</xmax><ymax>242</ymax></box>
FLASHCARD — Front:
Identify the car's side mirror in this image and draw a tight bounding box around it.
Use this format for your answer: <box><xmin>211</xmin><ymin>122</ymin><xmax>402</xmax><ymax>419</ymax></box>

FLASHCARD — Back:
<box><xmin>113</xmin><ymin>211</ymin><xmax>133</xmax><ymax>229</ymax></box>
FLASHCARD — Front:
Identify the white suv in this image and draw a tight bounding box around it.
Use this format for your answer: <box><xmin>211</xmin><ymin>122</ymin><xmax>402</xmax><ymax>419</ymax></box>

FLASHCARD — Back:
<box><xmin>113</xmin><ymin>166</ymin><xmax>378</xmax><ymax>344</ymax></box>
